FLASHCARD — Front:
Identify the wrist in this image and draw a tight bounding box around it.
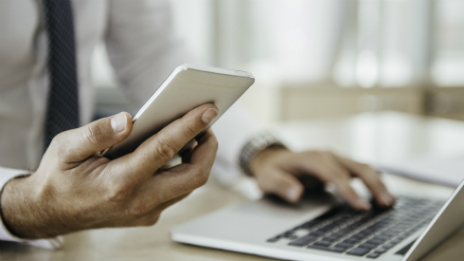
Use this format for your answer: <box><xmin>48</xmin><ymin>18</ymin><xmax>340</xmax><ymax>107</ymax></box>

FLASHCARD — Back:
<box><xmin>1</xmin><ymin>174</ymin><xmax>58</xmax><ymax>239</ymax></box>
<box><xmin>249</xmin><ymin>147</ymin><xmax>289</xmax><ymax>176</ymax></box>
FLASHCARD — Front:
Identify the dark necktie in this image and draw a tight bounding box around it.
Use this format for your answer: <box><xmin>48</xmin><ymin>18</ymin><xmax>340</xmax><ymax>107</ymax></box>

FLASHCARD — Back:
<box><xmin>43</xmin><ymin>0</ymin><xmax>80</xmax><ymax>151</ymax></box>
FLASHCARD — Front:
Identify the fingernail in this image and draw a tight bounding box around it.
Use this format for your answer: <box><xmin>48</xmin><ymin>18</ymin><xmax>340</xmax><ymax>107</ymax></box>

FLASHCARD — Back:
<box><xmin>111</xmin><ymin>112</ymin><xmax>127</xmax><ymax>133</ymax></box>
<box><xmin>286</xmin><ymin>187</ymin><xmax>300</xmax><ymax>202</ymax></box>
<box><xmin>202</xmin><ymin>108</ymin><xmax>218</xmax><ymax>124</ymax></box>
<box><xmin>357</xmin><ymin>199</ymin><xmax>371</xmax><ymax>210</ymax></box>
<box><xmin>380</xmin><ymin>192</ymin><xmax>394</xmax><ymax>206</ymax></box>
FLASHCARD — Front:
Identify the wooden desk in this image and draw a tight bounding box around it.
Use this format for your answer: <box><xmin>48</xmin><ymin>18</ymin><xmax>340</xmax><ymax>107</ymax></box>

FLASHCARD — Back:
<box><xmin>1</xmin><ymin>112</ymin><xmax>464</xmax><ymax>260</ymax></box>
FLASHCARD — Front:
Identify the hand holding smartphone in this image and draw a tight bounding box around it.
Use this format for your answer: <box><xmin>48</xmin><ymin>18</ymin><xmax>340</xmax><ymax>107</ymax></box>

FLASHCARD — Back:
<box><xmin>102</xmin><ymin>64</ymin><xmax>254</xmax><ymax>159</ymax></box>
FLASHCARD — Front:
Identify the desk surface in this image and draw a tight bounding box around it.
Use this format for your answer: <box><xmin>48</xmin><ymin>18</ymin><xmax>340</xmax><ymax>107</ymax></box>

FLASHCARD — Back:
<box><xmin>2</xmin><ymin>112</ymin><xmax>464</xmax><ymax>261</ymax></box>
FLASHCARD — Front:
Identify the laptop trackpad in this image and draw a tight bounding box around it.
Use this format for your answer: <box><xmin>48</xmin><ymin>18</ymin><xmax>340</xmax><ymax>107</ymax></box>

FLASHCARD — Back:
<box><xmin>235</xmin><ymin>193</ymin><xmax>340</xmax><ymax>219</ymax></box>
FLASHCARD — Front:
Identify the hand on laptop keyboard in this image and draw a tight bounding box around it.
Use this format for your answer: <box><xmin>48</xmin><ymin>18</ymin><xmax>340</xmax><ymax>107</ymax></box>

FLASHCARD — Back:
<box><xmin>249</xmin><ymin>149</ymin><xmax>395</xmax><ymax>210</ymax></box>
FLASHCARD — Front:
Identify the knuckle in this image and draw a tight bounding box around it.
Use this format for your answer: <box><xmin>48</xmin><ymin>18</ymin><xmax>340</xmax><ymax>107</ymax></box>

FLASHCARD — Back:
<box><xmin>49</xmin><ymin>132</ymin><xmax>68</xmax><ymax>155</ymax></box>
<box><xmin>51</xmin><ymin>131</ymin><xmax>65</xmax><ymax>145</ymax></box>
<box><xmin>329</xmin><ymin>169</ymin><xmax>348</xmax><ymax>180</ymax></box>
<box><xmin>355</xmin><ymin>163</ymin><xmax>375</xmax><ymax>178</ymax></box>
<box><xmin>191</xmin><ymin>167</ymin><xmax>210</xmax><ymax>188</ymax></box>
<box><xmin>366</xmin><ymin>173</ymin><xmax>384</xmax><ymax>187</ymax></box>
<box><xmin>127</xmin><ymin>201</ymin><xmax>152</xmax><ymax>217</ymax></box>
<box><xmin>83</xmin><ymin>124</ymin><xmax>103</xmax><ymax>148</ymax></box>
<box><xmin>360</xmin><ymin>163</ymin><xmax>374</xmax><ymax>173</ymax></box>
<box><xmin>323</xmin><ymin>150</ymin><xmax>337</xmax><ymax>160</ymax></box>
<box><xmin>339</xmin><ymin>173</ymin><xmax>351</xmax><ymax>183</ymax></box>
<box><xmin>137</xmin><ymin>213</ymin><xmax>161</xmax><ymax>226</ymax></box>
<box><xmin>183</xmin><ymin>124</ymin><xmax>198</xmax><ymax>139</ymax></box>
<box><xmin>155</xmin><ymin>139</ymin><xmax>177</xmax><ymax>159</ymax></box>
<box><xmin>333</xmin><ymin>177</ymin><xmax>350</xmax><ymax>189</ymax></box>
<box><xmin>107</xmin><ymin>182</ymin><xmax>135</xmax><ymax>202</ymax></box>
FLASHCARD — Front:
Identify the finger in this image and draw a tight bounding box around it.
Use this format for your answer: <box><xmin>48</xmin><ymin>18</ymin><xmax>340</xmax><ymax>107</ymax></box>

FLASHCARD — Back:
<box><xmin>138</xmin><ymin>193</ymin><xmax>191</xmax><ymax>226</ymax></box>
<box><xmin>256</xmin><ymin>169</ymin><xmax>304</xmax><ymax>203</ymax></box>
<box><xmin>298</xmin><ymin>156</ymin><xmax>371</xmax><ymax>210</ymax></box>
<box><xmin>50</xmin><ymin>112</ymin><xmax>132</xmax><ymax>163</ymax></box>
<box><xmin>188</xmin><ymin>129</ymin><xmax>218</xmax><ymax>166</ymax></box>
<box><xmin>332</xmin><ymin>178</ymin><xmax>371</xmax><ymax>210</ymax></box>
<box><xmin>336</xmin><ymin>156</ymin><xmax>395</xmax><ymax>206</ymax></box>
<box><xmin>155</xmin><ymin>193</ymin><xmax>190</xmax><ymax>212</ymax></box>
<box><xmin>148</xmin><ymin>130</ymin><xmax>218</xmax><ymax>201</ymax></box>
<box><xmin>181</xmin><ymin>140</ymin><xmax>198</xmax><ymax>163</ymax></box>
<box><xmin>119</xmin><ymin>104</ymin><xmax>218</xmax><ymax>178</ymax></box>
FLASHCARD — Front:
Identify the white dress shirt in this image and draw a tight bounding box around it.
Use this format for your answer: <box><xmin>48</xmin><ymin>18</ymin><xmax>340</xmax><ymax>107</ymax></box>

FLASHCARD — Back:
<box><xmin>0</xmin><ymin>0</ymin><xmax>259</xmax><ymax>248</ymax></box>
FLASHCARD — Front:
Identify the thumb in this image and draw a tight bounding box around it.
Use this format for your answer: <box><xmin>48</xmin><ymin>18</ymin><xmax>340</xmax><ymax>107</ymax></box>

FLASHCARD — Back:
<box><xmin>256</xmin><ymin>169</ymin><xmax>304</xmax><ymax>203</ymax></box>
<box><xmin>48</xmin><ymin>112</ymin><xmax>132</xmax><ymax>163</ymax></box>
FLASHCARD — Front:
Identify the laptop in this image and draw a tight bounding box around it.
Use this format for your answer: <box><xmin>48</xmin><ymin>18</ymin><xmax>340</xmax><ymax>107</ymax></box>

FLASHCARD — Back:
<box><xmin>171</xmin><ymin>179</ymin><xmax>464</xmax><ymax>261</ymax></box>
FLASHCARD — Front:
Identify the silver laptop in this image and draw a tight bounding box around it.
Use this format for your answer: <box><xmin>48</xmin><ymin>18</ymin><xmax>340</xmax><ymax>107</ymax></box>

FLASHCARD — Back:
<box><xmin>171</xmin><ymin>179</ymin><xmax>464</xmax><ymax>261</ymax></box>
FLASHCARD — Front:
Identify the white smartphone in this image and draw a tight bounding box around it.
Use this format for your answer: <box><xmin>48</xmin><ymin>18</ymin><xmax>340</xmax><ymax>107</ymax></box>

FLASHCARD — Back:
<box><xmin>103</xmin><ymin>64</ymin><xmax>255</xmax><ymax>159</ymax></box>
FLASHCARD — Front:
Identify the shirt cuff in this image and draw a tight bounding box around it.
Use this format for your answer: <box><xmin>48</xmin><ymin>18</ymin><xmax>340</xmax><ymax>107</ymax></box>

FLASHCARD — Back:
<box><xmin>0</xmin><ymin>167</ymin><xmax>63</xmax><ymax>250</ymax></box>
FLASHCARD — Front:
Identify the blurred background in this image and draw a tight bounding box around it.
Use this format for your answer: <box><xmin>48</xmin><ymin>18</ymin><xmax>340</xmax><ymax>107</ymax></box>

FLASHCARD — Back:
<box><xmin>92</xmin><ymin>0</ymin><xmax>464</xmax><ymax>125</ymax></box>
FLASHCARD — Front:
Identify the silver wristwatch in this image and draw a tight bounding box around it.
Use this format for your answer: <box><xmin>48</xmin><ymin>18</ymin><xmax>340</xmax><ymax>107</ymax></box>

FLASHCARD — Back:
<box><xmin>239</xmin><ymin>132</ymin><xmax>286</xmax><ymax>176</ymax></box>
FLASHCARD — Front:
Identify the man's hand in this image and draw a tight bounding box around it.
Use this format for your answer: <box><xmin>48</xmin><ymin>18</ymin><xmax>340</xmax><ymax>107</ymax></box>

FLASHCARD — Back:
<box><xmin>0</xmin><ymin>104</ymin><xmax>219</xmax><ymax>239</ymax></box>
<box><xmin>250</xmin><ymin>148</ymin><xmax>394</xmax><ymax>210</ymax></box>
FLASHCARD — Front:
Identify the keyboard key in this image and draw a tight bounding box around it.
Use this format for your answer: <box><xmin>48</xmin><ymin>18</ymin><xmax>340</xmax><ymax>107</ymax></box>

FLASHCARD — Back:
<box><xmin>366</xmin><ymin>238</ymin><xmax>385</xmax><ymax>245</ymax></box>
<box><xmin>358</xmin><ymin>243</ymin><xmax>378</xmax><ymax>249</ymax></box>
<box><xmin>344</xmin><ymin>238</ymin><xmax>360</xmax><ymax>244</ymax></box>
<box><xmin>366</xmin><ymin>252</ymin><xmax>381</xmax><ymax>259</ymax></box>
<box><xmin>267</xmin><ymin>236</ymin><xmax>281</xmax><ymax>243</ymax></box>
<box><xmin>286</xmin><ymin>235</ymin><xmax>298</xmax><ymax>240</ymax></box>
<box><xmin>383</xmin><ymin>242</ymin><xmax>396</xmax><ymax>249</ymax></box>
<box><xmin>278</xmin><ymin>231</ymin><xmax>297</xmax><ymax>239</ymax></box>
<box><xmin>316</xmin><ymin>222</ymin><xmax>340</xmax><ymax>233</ymax></box>
<box><xmin>321</xmin><ymin>236</ymin><xmax>338</xmax><ymax>243</ymax></box>
<box><xmin>317</xmin><ymin>227</ymin><xmax>333</xmax><ymax>233</ymax></box>
<box><xmin>313</xmin><ymin>241</ymin><xmax>332</xmax><ymax>247</ymax></box>
<box><xmin>347</xmin><ymin>247</ymin><xmax>371</xmax><ymax>256</ymax></box>
<box><xmin>307</xmin><ymin>231</ymin><xmax>324</xmax><ymax>237</ymax></box>
<box><xmin>374</xmin><ymin>247</ymin><xmax>389</xmax><ymax>253</ymax></box>
<box><xmin>397</xmin><ymin>235</ymin><xmax>408</xmax><ymax>240</ymax></box>
<box><xmin>299</xmin><ymin>220</ymin><xmax>322</xmax><ymax>229</ymax></box>
<box><xmin>328</xmin><ymin>248</ymin><xmax>346</xmax><ymax>253</ymax></box>
<box><xmin>288</xmin><ymin>235</ymin><xmax>317</xmax><ymax>247</ymax></box>
<box><xmin>372</xmin><ymin>235</ymin><xmax>391</xmax><ymax>241</ymax></box>
<box><xmin>330</xmin><ymin>232</ymin><xmax>345</xmax><ymax>238</ymax></box>
<box><xmin>307</xmin><ymin>244</ymin><xmax>345</xmax><ymax>253</ymax></box>
<box><xmin>334</xmin><ymin>242</ymin><xmax>352</xmax><ymax>249</ymax></box>
<box><xmin>300</xmin><ymin>205</ymin><xmax>346</xmax><ymax>229</ymax></box>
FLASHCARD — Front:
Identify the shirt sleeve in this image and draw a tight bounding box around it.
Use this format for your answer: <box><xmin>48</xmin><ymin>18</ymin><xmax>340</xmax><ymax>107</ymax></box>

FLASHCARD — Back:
<box><xmin>0</xmin><ymin>166</ymin><xmax>63</xmax><ymax>250</ymax></box>
<box><xmin>211</xmin><ymin>104</ymin><xmax>263</xmax><ymax>184</ymax></box>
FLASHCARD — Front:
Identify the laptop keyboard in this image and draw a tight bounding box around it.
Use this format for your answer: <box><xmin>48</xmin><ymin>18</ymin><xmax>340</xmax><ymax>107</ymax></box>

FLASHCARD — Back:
<box><xmin>266</xmin><ymin>197</ymin><xmax>444</xmax><ymax>259</ymax></box>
